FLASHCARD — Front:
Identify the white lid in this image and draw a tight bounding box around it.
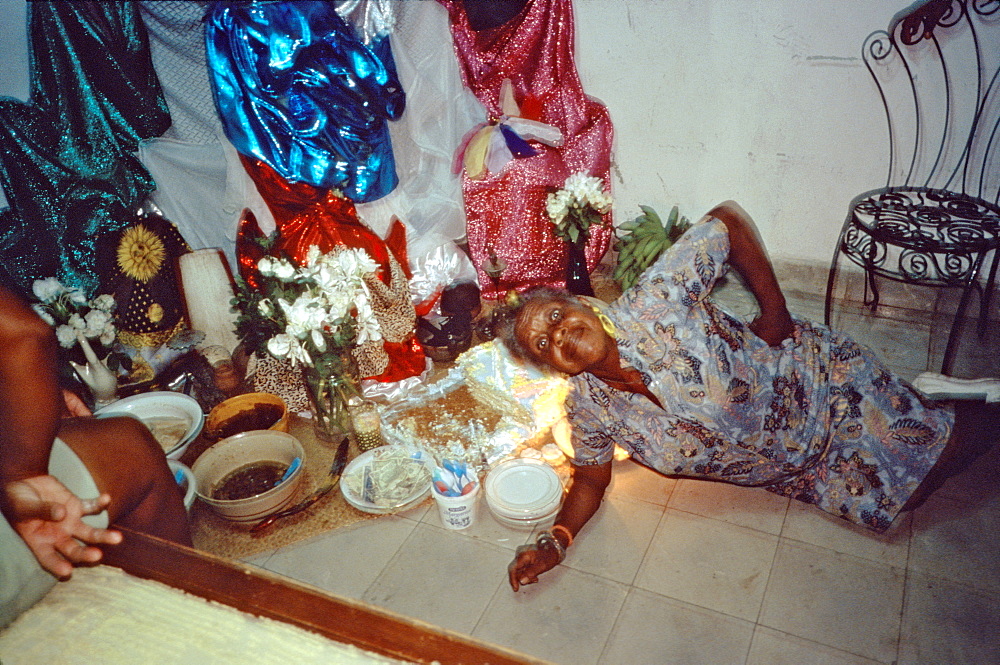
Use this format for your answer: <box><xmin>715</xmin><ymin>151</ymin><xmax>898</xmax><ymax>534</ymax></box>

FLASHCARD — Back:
<box><xmin>485</xmin><ymin>458</ymin><xmax>563</xmax><ymax>517</ymax></box>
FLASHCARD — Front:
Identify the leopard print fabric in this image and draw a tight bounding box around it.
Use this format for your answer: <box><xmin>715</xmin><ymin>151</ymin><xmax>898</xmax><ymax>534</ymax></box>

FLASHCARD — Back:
<box><xmin>353</xmin><ymin>252</ymin><xmax>417</xmax><ymax>379</ymax></box>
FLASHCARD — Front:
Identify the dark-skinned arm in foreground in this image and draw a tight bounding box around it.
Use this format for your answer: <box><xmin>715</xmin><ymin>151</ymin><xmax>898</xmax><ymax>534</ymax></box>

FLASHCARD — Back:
<box><xmin>0</xmin><ymin>285</ymin><xmax>121</xmax><ymax>579</ymax></box>
<box><xmin>0</xmin><ymin>284</ymin><xmax>191</xmax><ymax>581</ymax></box>
<box><xmin>508</xmin><ymin>459</ymin><xmax>611</xmax><ymax>590</ymax></box>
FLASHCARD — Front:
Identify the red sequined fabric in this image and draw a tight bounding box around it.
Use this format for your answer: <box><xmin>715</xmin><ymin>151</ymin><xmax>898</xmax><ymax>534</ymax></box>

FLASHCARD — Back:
<box><xmin>440</xmin><ymin>0</ymin><xmax>614</xmax><ymax>299</ymax></box>
<box><xmin>236</xmin><ymin>157</ymin><xmax>425</xmax><ymax>383</ymax></box>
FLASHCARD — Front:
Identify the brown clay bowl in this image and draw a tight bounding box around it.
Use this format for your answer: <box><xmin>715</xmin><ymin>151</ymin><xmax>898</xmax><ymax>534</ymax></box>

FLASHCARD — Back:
<box><xmin>204</xmin><ymin>392</ymin><xmax>289</xmax><ymax>442</ymax></box>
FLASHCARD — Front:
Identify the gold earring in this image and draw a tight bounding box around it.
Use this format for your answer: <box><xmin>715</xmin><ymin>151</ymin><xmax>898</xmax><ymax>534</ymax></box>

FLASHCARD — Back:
<box><xmin>586</xmin><ymin>303</ymin><xmax>617</xmax><ymax>338</ymax></box>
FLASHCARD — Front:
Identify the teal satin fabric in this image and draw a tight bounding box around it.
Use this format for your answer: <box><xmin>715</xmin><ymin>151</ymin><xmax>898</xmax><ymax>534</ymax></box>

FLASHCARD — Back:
<box><xmin>0</xmin><ymin>1</ymin><xmax>169</xmax><ymax>296</ymax></box>
<box><xmin>205</xmin><ymin>0</ymin><xmax>404</xmax><ymax>203</ymax></box>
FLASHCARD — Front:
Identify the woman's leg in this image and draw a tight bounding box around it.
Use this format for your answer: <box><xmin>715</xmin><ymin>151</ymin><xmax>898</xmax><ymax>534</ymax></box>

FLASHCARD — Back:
<box><xmin>58</xmin><ymin>416</ymin><xmax>192</xmax><ymax>546</ymax></box>
<box><xmin>902</xmin><ymin>400</ymin><xmax>999</xmax><ymax>511</ymax></box>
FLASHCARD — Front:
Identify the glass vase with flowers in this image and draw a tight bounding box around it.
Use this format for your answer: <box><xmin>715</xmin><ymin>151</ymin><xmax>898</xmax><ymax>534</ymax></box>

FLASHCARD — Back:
<box><xmin>233</xmin><ymin>245</ymin><xmax>383</xmax><ymax>441</ymax></box>
<box><xmin>546</xmin><ymin>172</ymin><xmax>613</xmax><ymax>296</ymax></box>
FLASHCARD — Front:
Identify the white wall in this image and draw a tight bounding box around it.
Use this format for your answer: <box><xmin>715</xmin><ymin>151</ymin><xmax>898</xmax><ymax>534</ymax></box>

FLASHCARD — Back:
<box><xmin>0</xmin><ymin>0</ymin><xmax>28</xmax><ymax>103</ymax></box>
<box><xmin>0</xmin><ymin>0</ymin><xmax>901</xmax><ymax>269</ymax></box>
<box><xmin>573</xmin><ymin>0</ymin><xmax>899</xmax><ymax>267</ymax></box>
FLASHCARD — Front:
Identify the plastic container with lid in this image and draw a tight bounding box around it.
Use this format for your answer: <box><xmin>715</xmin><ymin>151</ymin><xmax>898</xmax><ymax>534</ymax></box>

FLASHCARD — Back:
<box><xmin>484</xmin><ymin>458</ymin><xmax>564</xmax><ymax>528</ymax></box>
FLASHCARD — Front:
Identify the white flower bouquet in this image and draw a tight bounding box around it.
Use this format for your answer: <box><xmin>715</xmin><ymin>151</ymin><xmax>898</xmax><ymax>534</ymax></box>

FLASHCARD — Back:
<box><xmin>546</xmin><ymin>172</ymin><xmax>613</xmax><ymax>245</ymax></box>
<box><xmin>233</xmin><ymin>245</ymin><xmax>384</xmax><ymax>371</ymax></box>
<box><xmin>31</xmin><ymin>277</ymin><xmax>117</xmax><ymax>349</ymax></box>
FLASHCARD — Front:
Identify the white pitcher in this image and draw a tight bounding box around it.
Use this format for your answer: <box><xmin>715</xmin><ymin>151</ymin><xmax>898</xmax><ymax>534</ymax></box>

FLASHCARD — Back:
<box><xmin>70</xmin><ymin>336</ymin><xmax>118</xmax><ymax>408</ymax></box>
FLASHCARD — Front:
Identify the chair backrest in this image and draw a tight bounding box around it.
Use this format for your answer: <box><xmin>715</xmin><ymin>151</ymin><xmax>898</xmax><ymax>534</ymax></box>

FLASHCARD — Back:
<box><xmin>863</xmin><ymin>0</ymin><xmax>1000</xmax><ymax>205</ymax></box>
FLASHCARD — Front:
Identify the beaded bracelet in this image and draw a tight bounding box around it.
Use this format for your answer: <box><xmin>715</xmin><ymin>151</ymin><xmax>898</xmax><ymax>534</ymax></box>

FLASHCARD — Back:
<box><xmin>536</xmin><ymin>531</ymin><xmax>566</xmax><ymax>563</ymax></box>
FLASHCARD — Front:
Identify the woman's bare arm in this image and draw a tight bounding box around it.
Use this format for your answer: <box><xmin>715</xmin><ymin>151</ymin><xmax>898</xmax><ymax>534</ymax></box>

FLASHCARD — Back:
<box><xmin>708</xmin><ymin>201</ymin><xmax>794</xmax><ymax>346</ymax></box>
<box><xmin>508</xmin><ymin>460</ymin><xmax>612</xmax><ymax>590</ymax></box>
<box><xmin>0</xmin><ymin>285</ymin><xmax>62</xmax><ymax>484</ymax></box>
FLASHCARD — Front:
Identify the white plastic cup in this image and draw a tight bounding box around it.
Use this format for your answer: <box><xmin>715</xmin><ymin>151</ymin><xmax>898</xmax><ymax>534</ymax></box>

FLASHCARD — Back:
<box><xmin>432</xmin><ymin>480</ymin><xmax>480</xmax><ymax>530</ymax></box>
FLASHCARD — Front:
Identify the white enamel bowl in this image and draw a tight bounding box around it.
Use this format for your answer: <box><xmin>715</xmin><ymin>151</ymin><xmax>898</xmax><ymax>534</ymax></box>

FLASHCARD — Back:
<box><xmin>191</xmin><ymin>430</ymin><xmax>305</xmax><ymax>523</ymax></box>
<box><xmin>94</xmin><ymin>391</ymin><xmax>205</xmax><ymax>460</ymax></box>
<box><xmin>490</xmin><ymin>506</ymin><xmax>559</xmax><ymax>530</ymax></box>
<box><xmin>484</xmin><ymin>458</ymin><xmax>564</xmax><ymax>529</ymax></box>
<box><xmin>166</xmin><ymin>459</ymin><xmax>197</xmax><ymax>512</ymax></box>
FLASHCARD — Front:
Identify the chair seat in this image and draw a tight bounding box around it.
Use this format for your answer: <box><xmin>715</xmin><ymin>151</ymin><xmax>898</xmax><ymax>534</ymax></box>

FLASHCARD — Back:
<box><xmin>841</xmin><ymin>187</ymin><xmax>1000</xmax><ymax>287</ymax></box>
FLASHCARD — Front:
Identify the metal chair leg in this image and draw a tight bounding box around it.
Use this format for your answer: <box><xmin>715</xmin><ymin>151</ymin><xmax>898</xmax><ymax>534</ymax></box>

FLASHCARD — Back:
<box><xmin>941</xmin><ymin>273</ymin><xmax>981</xmax><ymax>375</ymax></box>
<box><xmin>825</xmin><ymin>218</ymin><xmax>853</xmax><ymax>328</ymax></box>
<box><xmin>977</xmin><ymin>249</ymin><xmax>998</xmax><ymax>338</ymax></box>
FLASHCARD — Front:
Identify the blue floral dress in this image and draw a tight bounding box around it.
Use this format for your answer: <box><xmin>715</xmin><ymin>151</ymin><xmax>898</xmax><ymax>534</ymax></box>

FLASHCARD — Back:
<box><xmin>568</xmin><ymin>217</ymin><xmax>952</xmax><ymax>531</ymax></box>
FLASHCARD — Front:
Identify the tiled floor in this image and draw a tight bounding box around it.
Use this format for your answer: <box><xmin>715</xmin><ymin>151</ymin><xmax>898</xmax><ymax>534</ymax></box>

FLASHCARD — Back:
<box><xmin>241</xmin><ymin>285</ymin><xmax>1000</xmax><ymax>665</ymax></box>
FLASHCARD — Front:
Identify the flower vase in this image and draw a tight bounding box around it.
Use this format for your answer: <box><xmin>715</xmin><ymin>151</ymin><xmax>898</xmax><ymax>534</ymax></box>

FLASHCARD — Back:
<box><xmin>70</xmin><ymin>336</ymin><xmax>118</xmax><ymax>408</ymax></box>
<box><xmin>565</xmin><ymin>237</ymin><xmax>595</xmax><ymax>297</ymax></box>
<box><xmin>302</xmin><ymin>355</ymin><xmax>361</xmax><ymax>443</ymax></box>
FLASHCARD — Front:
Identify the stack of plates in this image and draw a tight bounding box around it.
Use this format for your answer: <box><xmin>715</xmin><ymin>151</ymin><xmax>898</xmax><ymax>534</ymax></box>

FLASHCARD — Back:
<box><xmin>484</xmin><ymin>458</ymin><xmax>564</xmax><ymax>529</ymax></box>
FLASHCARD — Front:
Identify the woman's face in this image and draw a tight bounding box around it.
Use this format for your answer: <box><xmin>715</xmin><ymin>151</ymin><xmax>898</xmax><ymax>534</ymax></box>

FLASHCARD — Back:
<box><xmin>514</xmin><ymin>298</ymin><xmax>613</xmax><ymax>375</ymax></box>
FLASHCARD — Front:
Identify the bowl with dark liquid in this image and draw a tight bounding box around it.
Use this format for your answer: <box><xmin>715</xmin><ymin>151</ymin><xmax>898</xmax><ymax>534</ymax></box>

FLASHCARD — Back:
<box><xmin>191</xmin><ymin>430</ymin><xmax>305</xmax><ymax>522</ymax></box>
<box><xmin>204</xmin><ymin>392</ymin><xmax>289</xmax><ymax>443</ymax></box>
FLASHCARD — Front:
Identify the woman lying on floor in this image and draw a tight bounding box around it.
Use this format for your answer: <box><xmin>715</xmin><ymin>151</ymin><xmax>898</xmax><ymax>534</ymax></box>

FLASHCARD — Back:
<box><xmin>494</xmin><ymin>201</ymin><xmax>997</xmax><ymax>591</ymax></box>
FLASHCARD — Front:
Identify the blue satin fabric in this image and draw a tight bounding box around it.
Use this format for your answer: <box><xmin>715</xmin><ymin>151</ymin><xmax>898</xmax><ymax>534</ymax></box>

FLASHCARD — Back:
<box><xmin>205</xmin><ymin>1</ymin><xmax>405</xmax><ymax>203</ymax></box>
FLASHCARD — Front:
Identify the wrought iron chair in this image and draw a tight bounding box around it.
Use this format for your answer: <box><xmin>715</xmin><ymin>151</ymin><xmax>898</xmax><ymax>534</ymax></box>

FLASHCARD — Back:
<box><xmin>824</xmin><ymin>0</ymin><xmax>1000</xmax><ymax>373</ymax></box>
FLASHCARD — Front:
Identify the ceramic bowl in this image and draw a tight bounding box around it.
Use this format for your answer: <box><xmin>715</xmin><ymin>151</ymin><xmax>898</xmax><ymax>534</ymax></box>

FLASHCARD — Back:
<box><xmin>204</xmin><ymin>392</ymin><xmax>289</xmax><ymax>442</ymax></box>
<box><xmin>191</xmin><ymin>430</ymin><xmax>305</xmax><ymax>523</ymax></box>
<box><xmin>167</xmin><ymin>459</ymin><xmax>197</xmax><ymax>512</ymax></box>
<box><xmin>489</xmin><ymin>504</ymin><xmax>559</xmax><ymax>530</ymax></box>
<box><xmin>94</xmin><ymin>391</ymin><xmax>204</xmax><ymax>460</ymax></box>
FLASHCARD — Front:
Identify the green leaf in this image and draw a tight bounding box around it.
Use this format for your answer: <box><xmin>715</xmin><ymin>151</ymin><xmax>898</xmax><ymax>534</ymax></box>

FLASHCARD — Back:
<box><xmin>638</xmin><ymin>205</ymin><xmax>661</xmax><ymax>226</ymax></box>
<box><xmin>665</xmin><ymin>205</ymin><xmax>679</xmax><ymax>230</ymax></box>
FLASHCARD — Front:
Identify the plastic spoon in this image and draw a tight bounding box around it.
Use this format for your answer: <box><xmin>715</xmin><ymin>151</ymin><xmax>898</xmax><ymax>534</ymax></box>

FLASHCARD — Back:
<box><xmin>277</xmin><ymin>457</ymin><xmax>301</xmax><ymax>487</ymax></box>
<box><xmin>435</xmin><ymin>465</ymin><xmax>459</xmax><ymax>494</ymax></box>
<box><xmin>443</xmin><ymin>459</ymin><xmax>468</xmax><ymax>491</ymax></box>
<box><xmin>443</xmin><ymin>458</ymin><xmax>466</xmax><ymax>481</ymax></box>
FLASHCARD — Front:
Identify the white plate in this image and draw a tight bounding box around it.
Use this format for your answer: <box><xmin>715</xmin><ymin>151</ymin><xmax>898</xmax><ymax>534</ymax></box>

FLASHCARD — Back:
<box><xmin>94</xmin><ymin>391</ymin><xmax>204</xmax><ymax>459</ymax></box>
<box><xmin>340</xmin><ymin>446</ymin><xmax>432</xmax><ymax>515</ymax></box>
<box><xmin>485</xmin><ymin>458</ymin><xmax>563</xmax><ymax>517</ymax></box>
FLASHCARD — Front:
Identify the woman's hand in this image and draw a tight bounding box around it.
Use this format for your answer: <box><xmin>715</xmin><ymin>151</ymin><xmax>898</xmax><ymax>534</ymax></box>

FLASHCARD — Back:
<box><xmin>508</xmin><ymin>542</ymin><xmax>562</xmax><ymax>591</ymax></box>
<box><xmin>506</xmin><ymin>461</ymin><xmax>612</xmax><ymax>591</ymax></box>
<box><xmin>749</xmin><ymin>309</ymin><xmax>795</xmax><ymax>347</ymax></box>
<box><xmin>2</xmin><ymin>475</ymin><xmax>122</xmax><ymax>580</ymax></box>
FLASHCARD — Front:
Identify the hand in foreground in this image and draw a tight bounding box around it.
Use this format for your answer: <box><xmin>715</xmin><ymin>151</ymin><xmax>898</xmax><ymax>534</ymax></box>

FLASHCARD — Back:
<box><xmin>508</xmin><ymin>542</ymin><xmax>561</xmax><ymax>591</ymax></box>
<box><xmin>749</xmin><ymin>309</ymin><xmax>795</xmax><ymax>347</ymax></box>
<box><xmin>2</xmin><ymin>475</ymin><xmax>122</xmax><ymax>580</ymax></box>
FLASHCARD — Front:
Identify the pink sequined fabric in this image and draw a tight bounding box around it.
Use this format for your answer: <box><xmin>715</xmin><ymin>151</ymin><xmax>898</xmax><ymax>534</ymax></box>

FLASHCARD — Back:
<box><xmin>441</xmin><ymin>0</ymin><xmax>614</xmax><ymax>299</ymax></box>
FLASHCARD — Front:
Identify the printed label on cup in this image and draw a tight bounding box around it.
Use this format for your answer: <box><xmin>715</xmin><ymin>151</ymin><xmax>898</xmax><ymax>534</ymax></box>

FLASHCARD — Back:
<box><xmin>433</xmin><ymin>482</ymin><xmax>479</xmax><ymax>530</ymax></box>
